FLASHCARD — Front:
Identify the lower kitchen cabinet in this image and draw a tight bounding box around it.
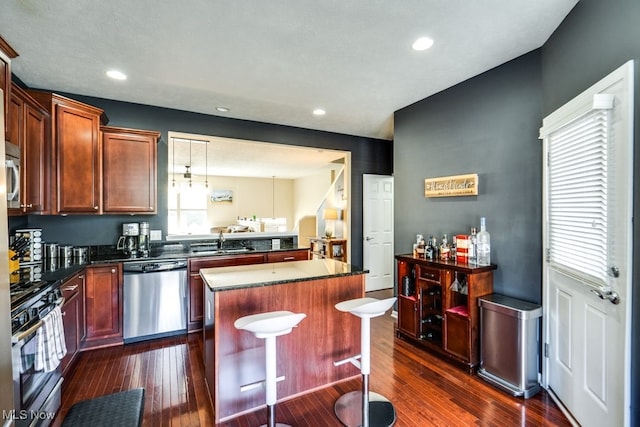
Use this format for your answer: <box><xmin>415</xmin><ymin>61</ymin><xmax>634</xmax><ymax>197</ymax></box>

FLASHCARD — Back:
<box><xmin>60</xmin><ymin>272</ymin><xmax>85</xmax><ymax>375</ymax></box>
<box><xmin>265</xmin><ymin>248</ymin><xmax>309</xmax><ymax>263</ymax></box>
<box><xmin>187</xmin><ymin>253</ymin><xmax>265</xmax><ymax>332</ymax></box>
<box><xmin>187</xmin><ymin>249</ymin><xmax>309</xmax><ymax>332</ymax></box>
<box><xmin>395</xmin><ymin>255</ymin><xmax>496</xmax><ymax>371</ymax></box>
<box><xmin>83</xmin><ymin>264</ymin><xmax>123</xmax><ymax>349</ymax></box>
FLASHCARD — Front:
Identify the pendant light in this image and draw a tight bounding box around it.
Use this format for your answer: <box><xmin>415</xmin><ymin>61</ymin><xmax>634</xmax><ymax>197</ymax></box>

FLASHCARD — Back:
<box><xmin>205</xmin><ymin>140</ymin><xmax>209</xmax><ymax>188</ymax></box>
<box><xmin>188</xmin><ymin>140</ymin><xmax>193</xmax><ymax>187</ymax></box>
<box><xmin>171</xmin><ymin>138</ymin><xmax>176</xmax><ymax>187</ymax></box>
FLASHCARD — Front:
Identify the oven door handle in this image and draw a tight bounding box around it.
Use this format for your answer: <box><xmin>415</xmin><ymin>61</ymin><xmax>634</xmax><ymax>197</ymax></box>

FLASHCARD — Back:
<box><xmin>12</xmin><ymin>320</ymin><xmax>42</xmax><ymax>345</ymax></box>
<box><xmin>11</xmin><ymin>297</ymin><xmax>66</xmax><ymax>345</ymax></box>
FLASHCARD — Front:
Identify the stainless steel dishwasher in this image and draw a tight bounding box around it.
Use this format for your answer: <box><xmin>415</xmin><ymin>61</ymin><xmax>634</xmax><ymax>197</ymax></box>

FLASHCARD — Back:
<box><xmin>123</xmin><ymin>258</ymin><xmax>188</xmax><ymax>343</ymax></box>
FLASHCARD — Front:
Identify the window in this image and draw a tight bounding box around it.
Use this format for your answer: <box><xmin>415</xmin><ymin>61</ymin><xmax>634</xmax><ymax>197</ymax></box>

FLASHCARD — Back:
<box><xmin>168</xmin><ymin>182</ymin><xmax>209</xmax><ymax>235</ymax></box>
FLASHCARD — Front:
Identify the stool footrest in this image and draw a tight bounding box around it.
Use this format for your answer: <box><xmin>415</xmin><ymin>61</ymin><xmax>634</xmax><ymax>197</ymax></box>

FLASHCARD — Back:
<box><xmin>240</xmin><ymin>375</ymin><xmax>285</xmax><ymax>392</ymax></box>
<box><xmin>334</xmin><ymin>354</ymin><xmax>361</xmax><ymax>369</ymax></box>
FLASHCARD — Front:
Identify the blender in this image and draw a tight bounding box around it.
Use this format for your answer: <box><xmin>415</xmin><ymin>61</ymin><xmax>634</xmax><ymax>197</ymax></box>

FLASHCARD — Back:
<box><xmin>138</xmin><ymin>222</ymin><xmax>150</xmax><ymax>258</ymax></box>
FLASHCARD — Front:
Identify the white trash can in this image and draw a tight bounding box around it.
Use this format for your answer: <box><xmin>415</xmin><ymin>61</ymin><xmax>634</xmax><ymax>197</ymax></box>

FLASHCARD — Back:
<box><xmin>478</xmin><ymin>294</ymin><xmax>542</xmax><ymax>398</ymax></box>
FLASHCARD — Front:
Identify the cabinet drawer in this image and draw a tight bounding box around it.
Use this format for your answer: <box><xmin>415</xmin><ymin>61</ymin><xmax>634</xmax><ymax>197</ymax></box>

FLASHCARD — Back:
<box><xmin>417</xmin><ymin>266</ymin><xmax>440</xmax><ymax>283</ymax></box>
<box><xmin>266</xmin><ymin>250</ymin><xmax>309</xmax><ymax>263</ymax></box>
<box><xmin>61</xmin><ymin>276</ymin><xmax>81</xmax><ymax>300</ymax></box>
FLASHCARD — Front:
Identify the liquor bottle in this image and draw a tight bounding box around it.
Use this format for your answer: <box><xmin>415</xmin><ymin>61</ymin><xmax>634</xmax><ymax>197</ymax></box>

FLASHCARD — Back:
<box><xmin>477</xmin><ymin>217</ymin><xmax>491</xmax><ymax>266</ymax></box>
<box><xmin>451</xmin><ymin>235</ymin><xmax>457</xmax><ymax>260</ymax></box>
<box><xmin>429</xmin><ymin>235</ymin><xmax>439</xmax><ymax>260</ymax></box>
<box><xmin>416</xmin><ymin>236</ymin><xmax>426</xmax><ymax>258</ymax></box>
<box><xmin>440</xmin><ymin>234</ymin><xmax>450</xmax><ymax>261</ymax></box>
<box><xmin>468</xmin><ymin>227</ymin><xmax>477</xmax><ymax>265</ymax></box>
<box><xmin>425</xmin><ymin>238</ymin><xmax>434</xmax><ymax>260</ymax></box>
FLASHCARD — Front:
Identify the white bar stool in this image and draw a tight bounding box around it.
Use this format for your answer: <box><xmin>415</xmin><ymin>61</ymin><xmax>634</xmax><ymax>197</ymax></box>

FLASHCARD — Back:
<box><xmin>333</xmin><ymin>297</ymin><xmax>397</xmax><ymax>427</ymax></box>
<box><xmin>234</xmin><ymin>311</ymin><xmax>306</xmax><ymax>427</ymax></box>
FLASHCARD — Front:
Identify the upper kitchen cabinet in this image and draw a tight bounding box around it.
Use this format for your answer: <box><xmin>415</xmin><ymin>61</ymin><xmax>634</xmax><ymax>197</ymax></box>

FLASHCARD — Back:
<box><xmin>27</xmin><ymin>91</ymin><xmax>107</xmax><ymax>214</ymax></box>
<box><xmin>7</xmin><ymin>84</ymin><xmax>51</xmax><ymax>215</ymax></box>
<box><xmin>0</xmin><ymin>35</ymin><xmax>19</xmax><ymax>134</ymax></box>
<box><xmin>101</xmin><ymin>126</ymin><xmax>160</xmax><ymax>214</ymax></box>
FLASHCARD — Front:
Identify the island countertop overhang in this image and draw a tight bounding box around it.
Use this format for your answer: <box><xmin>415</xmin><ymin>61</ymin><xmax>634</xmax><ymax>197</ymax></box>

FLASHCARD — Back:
<box><xmin>200</xmin><ymin>259</ymin><xmax>367</xmax><ymax>291</ymax></box>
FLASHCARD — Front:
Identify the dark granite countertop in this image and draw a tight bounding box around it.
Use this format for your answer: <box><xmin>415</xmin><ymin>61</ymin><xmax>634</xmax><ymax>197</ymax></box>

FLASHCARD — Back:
<box><xmin>88</xmin><ymin>246</ymin><xmax>311</xmax><ymax>264</ymax></box>
<box><xmin>40</xmin><ymin>263</ymin><xmax>86</xmax><ymax>285</ymax></box>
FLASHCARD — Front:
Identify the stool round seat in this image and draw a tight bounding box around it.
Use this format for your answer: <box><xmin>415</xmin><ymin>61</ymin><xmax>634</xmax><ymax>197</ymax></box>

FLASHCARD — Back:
<box><xmin>335</xmin><ymin>297</ymin><xmax>397</xmax><ymax>318</ymax></box>
<box><xmin>234</xmin><ymin>311</ymin><xmax>306</xmax><ymax>338</ymax></box>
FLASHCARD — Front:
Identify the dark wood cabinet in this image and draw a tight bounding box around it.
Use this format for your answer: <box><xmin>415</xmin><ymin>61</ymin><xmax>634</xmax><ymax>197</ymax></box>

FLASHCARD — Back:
<box><xmin>395</xmin><ymin>255</ymin><xmax>495</xmax><ymax>371</ymax></box>
<box><xmin>265</xmin><ymin>248</ymin><xmax>310</xmax><ymax>263</ymax></box>
<box><xmin>60</xmin><ymin>272</ymin><xmax>85</xmax><ymax>375</ymax></box>
<box><xmin>6</xmin><ymin>87</ymin><xmax>21</xmax><ymax>146</ymax></box>
<box><xmin>83</xmin><ymin>264</ymin><xmax>122</xmax><ymax>349</ymax></box>
<box><xmin>187</xmin><ymin>253</ymin><xmax>265</xmax><ymax>332</ymax></box>
<box><xmin>187</xmin><ymin>250</ymin><xmax>310</xmax><ymax>332</ymax></box>
<box><xmin>7</xmin><ymin>84</ymin><xmax>50</xmax><ymax>215</ymax></box>
<box><xmin>101</xmin><ymin>126</ymin><xmax>160</xmax><ymax>214</ymax></box>
<box><xmin>26</xmin><ymin>91</ymin><xmax>105</xmax><ymax>214</ymax></box>
<box><xmin>0</xmin><ymin>36</ymin><xmax>18</xmax><ymax>134</ymax></box>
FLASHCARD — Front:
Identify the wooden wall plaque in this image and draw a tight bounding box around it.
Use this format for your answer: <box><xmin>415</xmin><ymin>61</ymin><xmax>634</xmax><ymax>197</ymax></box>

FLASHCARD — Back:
<box><xmin>424</xmin><ymin>173</ymin><xmax>478</xmax><ymax>197</ymax></box>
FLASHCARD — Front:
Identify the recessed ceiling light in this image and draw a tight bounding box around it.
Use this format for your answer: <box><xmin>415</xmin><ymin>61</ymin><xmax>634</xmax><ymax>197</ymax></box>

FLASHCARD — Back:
<box><xmin>313</xmin><ymin>108</ymin><xmax>326</xmax><ymax>116</ymax></box>
<box><xmin>106</xmin><ymin>70</ymin><xmax>127</xmax><ymax>80</ymax></box>
<box><xmin>412</xmin><ymin>37</ymin><xmax>434</xmax><ymax>51</ymax></box>
<box><xmin>216</xmin><ymin>106</ymin><xmax>230</xmax><ymax>112</ymax></box>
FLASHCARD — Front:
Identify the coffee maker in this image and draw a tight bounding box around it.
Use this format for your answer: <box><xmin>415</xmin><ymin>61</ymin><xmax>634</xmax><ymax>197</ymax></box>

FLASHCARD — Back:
<box><xmin>117</xmin><ymin>223</ymin><xmax>139</xmax><ymax>258</ymax></box>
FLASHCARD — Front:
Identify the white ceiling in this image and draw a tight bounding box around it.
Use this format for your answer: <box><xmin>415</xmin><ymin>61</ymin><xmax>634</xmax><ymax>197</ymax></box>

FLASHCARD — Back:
<box><xmin>168</xmin><ymin>132</ymin><xmax>346</xmax><ymax>179</ymax></box>
<box><xmin>1</xmin><ymin>1</ymin><xmax>578</xmax><ymax>143</ymax></box>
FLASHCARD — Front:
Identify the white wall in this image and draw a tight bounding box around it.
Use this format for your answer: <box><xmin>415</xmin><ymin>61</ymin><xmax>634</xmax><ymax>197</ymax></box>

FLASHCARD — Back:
<box><xmin>293</xmin><ymin>170</ymin><xmax>334</xmax><ymax>232</ymax></box>
<box><xmin>206</xmin><ymin>176</ymin><xmax>294</xmax><ymax>230</ymax></box>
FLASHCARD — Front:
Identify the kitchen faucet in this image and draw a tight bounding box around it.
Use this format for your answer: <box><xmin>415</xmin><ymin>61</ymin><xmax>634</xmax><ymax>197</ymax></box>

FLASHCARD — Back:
<box><xmin>217</xmin><ymin>230</ymin><xmax>226</xmax><ymax>249</ymax></box>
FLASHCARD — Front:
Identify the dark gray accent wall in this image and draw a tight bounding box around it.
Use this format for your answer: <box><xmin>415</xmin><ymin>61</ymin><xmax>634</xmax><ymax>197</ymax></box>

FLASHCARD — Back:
<box><xmin>13</xmin><ymin>97</ymin><xmax>393</xmax><ymax>267</ymax></box>
<box><xmin>541</xmin><ymin>1</ymin><xmax>640</xmax><ymax>424</ymax></box>
<box><xmin>394</xmin><ymin>0</ymin><xmax>639</xmax><ymax>423</ymax></box>
<box><xmin>394</xmin><ymin>51</ymin><xmax>543</xmax><ymax>303</ymax></box>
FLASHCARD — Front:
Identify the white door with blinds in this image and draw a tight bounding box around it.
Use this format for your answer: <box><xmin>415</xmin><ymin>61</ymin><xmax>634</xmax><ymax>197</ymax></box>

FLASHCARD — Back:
<box><xmin>540</xmin><ymin>61</ymin><xmax>634</xmax><ymax>427</ymax></box>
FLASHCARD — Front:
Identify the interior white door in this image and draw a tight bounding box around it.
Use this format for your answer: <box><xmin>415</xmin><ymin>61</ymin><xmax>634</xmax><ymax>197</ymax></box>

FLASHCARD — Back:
<box><xmin>363</xmin><ymin>174</ymin><xmax>394</xmax><ymax>292</ymax></box>
<box><xmin>541</xmin><ymin>61</ymin><xmax>633</xmax><ymax>427</ymax></box>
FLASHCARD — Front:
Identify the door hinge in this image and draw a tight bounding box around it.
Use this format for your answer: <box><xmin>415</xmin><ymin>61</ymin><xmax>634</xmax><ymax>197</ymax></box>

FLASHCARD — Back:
<box><xmin>544</xmin><ymin>342</ymin><xmax>549</xmax><ymax>358</ymax></box>
<box><xmin>545</xmin><ymin>248</ymin><xmax>551</xmax><ymax>263</ymax></box>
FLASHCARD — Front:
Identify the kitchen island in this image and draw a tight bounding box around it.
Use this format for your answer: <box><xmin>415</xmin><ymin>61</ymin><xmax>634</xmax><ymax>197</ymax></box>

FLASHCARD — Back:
<box><xmin>200</xmin><ymin>259</ymin><xmax>366</xmax><ymax>423</ymax></box>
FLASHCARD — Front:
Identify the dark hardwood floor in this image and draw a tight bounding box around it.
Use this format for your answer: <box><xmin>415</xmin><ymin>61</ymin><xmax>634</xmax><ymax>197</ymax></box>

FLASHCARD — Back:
<box><xmin>53</xmin><ymin>290</ymin><xmax>570</xmax><ymax>426</ymax></box>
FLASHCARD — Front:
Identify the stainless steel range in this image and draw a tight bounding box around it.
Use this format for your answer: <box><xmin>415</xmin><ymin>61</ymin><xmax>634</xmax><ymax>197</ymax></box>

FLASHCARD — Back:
<box><xmin>10</xmin><ymin>278</ymin><xmax>64</xmax><ymax>426</ymax></box>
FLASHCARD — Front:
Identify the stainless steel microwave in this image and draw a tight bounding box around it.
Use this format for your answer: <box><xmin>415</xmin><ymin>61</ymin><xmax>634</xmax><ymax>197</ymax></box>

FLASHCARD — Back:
<box><xmin>5</xmin><ymin>141</ymin><xmax>20</xmax><ymax>209</ymax></box>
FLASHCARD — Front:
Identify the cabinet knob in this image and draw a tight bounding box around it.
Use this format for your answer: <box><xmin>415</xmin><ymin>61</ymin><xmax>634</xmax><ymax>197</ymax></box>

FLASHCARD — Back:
<box><xmin>149</xmin><ymin>207</ymin><xmax>153</xmax><ymax>210</ymax></box>
<box><xmin>111</xmin><ymin>268</ymin><xmax>116</xmax><ymax>274</ymax></box>
<box><xmin>94</xmin><ymin>206</ymin><xmax>99</xmax><ymax>210</ymax></box>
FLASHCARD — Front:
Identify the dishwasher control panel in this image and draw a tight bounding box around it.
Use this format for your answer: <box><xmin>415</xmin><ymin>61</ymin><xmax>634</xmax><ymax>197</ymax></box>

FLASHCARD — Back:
<box><xmin>123</xmin><ymin>259</ymin><xmax>187</xmax><ymax>273</ymax></box>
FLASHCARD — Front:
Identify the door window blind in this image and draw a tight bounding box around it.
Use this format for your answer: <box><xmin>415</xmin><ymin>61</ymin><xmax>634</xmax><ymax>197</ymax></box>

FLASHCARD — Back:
<box><xmin>547</xmin><ymin>109</ymin><xmax>609</xmax><ymax>286</ymax></box>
